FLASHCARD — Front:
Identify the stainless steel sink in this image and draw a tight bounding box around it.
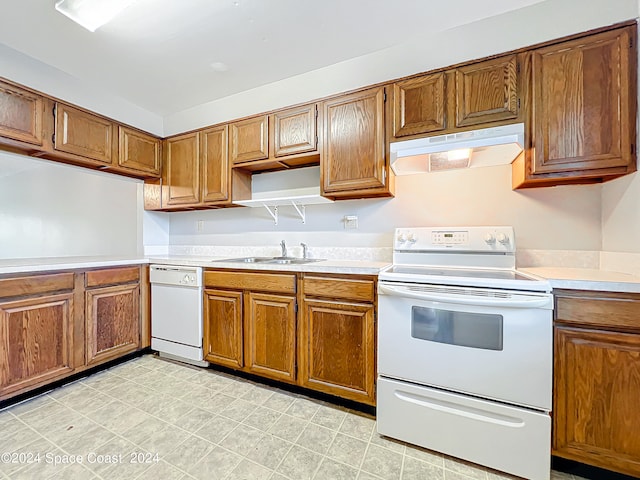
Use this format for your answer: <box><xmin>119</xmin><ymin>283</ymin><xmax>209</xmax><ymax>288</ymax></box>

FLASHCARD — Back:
<box><xmin>216</xmin><ymin>256</ymin><xmax>324</xmax><ymax>265</ymax></box>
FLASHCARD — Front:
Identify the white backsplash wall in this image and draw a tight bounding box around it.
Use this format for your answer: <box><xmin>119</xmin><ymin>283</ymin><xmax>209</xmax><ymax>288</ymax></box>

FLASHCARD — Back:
<box><xmin>0</xmin><ymin>152</ymin><xmax>143</xmax><ymax>259</ymax></box>
<box><xmin>168</xmin><ymin>164</ymin><xmax>602</xmax><ymax>253</ymax></box>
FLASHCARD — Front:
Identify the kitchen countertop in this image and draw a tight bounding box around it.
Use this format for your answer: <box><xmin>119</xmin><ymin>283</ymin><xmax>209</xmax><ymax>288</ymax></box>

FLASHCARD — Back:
<box><xmin>148</xmin><ymin>255</ymin><xmax>390</xmax><ymax>275</ymax></box>
<box><xmin>520</xmin><ymin>267</ymin><xmax>640</xmax><ymax>294</ymax></box>
<box><xmin>0</xmin><ymin>256</ymin><xmax>148</xmax><ymax>275</ymax></box>
<box><xmin>0</xmin><ymin>255</ymin><xmax>390</xmax><ymax>276</ymax></box>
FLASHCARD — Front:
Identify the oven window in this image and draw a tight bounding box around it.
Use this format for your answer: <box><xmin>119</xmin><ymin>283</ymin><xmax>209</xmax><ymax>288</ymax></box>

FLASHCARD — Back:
<box><xmin>411</xmin><ymin>307</ymin><xmax>503</xmax><ymax>350</ymax></box>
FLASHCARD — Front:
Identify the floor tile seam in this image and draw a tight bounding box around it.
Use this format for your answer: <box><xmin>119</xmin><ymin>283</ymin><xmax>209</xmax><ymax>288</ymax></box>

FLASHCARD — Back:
<box><xmin>442</xmin><ymin>463</ymin><xmax>489</xmax><ymax>480</ymax></box>
<box><xmin>220</xmin><ymin>456</ymin><xmax>276</xmax><ymax>480</ymax></box>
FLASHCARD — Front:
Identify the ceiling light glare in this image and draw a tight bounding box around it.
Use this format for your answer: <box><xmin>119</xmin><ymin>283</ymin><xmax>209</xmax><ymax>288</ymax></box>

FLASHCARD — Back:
<box><xmin>55</xmin><ymin>0</ymin><xmax>138</xmax><ymax>32</ymax></box>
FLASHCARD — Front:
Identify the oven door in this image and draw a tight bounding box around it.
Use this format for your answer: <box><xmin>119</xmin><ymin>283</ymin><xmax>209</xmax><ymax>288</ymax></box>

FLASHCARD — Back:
<box><xmin>378</xmin><ymin>281</ymin><xmax>553</xmax><ymax>410</ymax></box>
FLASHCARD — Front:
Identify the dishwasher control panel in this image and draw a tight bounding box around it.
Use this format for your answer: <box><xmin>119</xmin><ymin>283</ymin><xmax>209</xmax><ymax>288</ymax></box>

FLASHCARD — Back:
<box><xmin>150</xmin><ymin>265</ymin><xmax>203</xmax><ymax>287</ymax></box>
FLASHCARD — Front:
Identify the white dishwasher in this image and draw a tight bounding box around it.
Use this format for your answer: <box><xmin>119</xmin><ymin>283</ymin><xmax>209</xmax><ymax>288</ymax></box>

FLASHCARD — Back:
<box><xmin>150</xmin><ymin>265</ymin><xmax>206</xmax><ymax>366</ymax></box>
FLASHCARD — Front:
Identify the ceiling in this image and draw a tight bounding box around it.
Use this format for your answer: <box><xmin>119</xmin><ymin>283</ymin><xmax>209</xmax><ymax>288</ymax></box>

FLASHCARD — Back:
<box><xmin>0</xmin><ymin>0</ymin><xmax>545</xmax><ymax>116</ymax></box>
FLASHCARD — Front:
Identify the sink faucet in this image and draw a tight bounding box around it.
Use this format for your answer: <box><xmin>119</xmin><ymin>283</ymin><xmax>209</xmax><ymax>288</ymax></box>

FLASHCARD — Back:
<box><xmin>280</xmin><ymin>240</ymin><xmax>287</xmax><ymax>257</ymax></box>
<box><xmin>300</xmin><ymin>242</ymin><xmax>308</xmax><ymax>259</ymax></box>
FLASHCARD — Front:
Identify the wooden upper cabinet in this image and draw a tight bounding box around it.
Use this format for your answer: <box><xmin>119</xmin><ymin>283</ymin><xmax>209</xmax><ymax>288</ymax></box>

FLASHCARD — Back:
<box><xmin>531</xmin><ymin>27</ymin><xmax>635</xmax><ymax>176</ymax></box>
<box><xmin>163</xmin><ymin>132</ymin><xmax>200</xmax><ymax>206</ymax></box>
<box><xmin>54</xmin><ymin>103</ymin><xmax>113</xmax><ymax>164</ymax></box>
<box><xmin>322</xmin><ymin>86</ymin><xmax>389</xmax><ymax>197</ymax></box>
<box><xmin>200</xmin><ymin>125</ymin><xmax>230</xmax><ymax>204</ymax></box>
<box><xmin>0</xmin><ymin>80</ymin><xmax>43</xmax><ymax>146</ymax></box>
<box><xmin>117</xmin><ymin>126</ymin><xmax>161</xmax><ymax>176</ymax></box>
<box><xmin>393</xmin><ymin>73</ymin><xmax>446</xmax><ymax>137</ymax></box>
<box><xmin>273</xmin><ymin>104</ymin><xmax>317</xmax><ymax>157</ymax></box>
<box><xmin>455</xmin><ymin>55</ymin><xmax>519</xmax><ymax>127</ymax></box>
<box><xmin>230</xmin><ymin>115</ymin><xmax>268</xmax><ymax>164</ymax></box>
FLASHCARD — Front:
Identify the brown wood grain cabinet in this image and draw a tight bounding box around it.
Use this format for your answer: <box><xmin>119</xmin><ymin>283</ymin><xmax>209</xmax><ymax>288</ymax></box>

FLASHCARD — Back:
<box><xmin>553</xmin><ymin>289</ymin><xmax>640</xmax><ymax>477</ymax></box>
<box><xmin>0</xmin><ymin>292</ymin><xmax>75</xmax><ymax>398</ymax></box>
<box><xmin>392</xmin><ymin>73</ymin><xmax>446</xmax><ymax>137</ymax></box>
<box><xmin>322</xmin><ymin>86</ymin><xmax>391</xmax><ymax>198</ymax></box>
<box><xmin>117</xmin><ymin>126</ymin><xmax>161</xmax><ymax>176</ymax></box>
<box><xmin>245</xmin><ymin>292</ymin><xmax>296</xmax><ymax>381</ymax></box>
<box><xmin>200</xmin><ymin>125</ymin><xmax>230</xmax><ymax>203</ymax></box>
<box><xmin>273</xmin><ymin>104</ymin><xmax>318</xmax><ymax>157</ymax></box>
<box><xmin>0</xmin><ymin>80</ymin><xmax>44</xmax><ymax>147</ymax></box>
<box><xmin>85</xmin><ymin>267</ymin><xmax>141</xmax><ymax>366</ymax></box>
<box><xmin>300</xmin><ymin>275</ymin><xmax>376</xmax><ymax>405</ymax></box>
<box><xmin>203</xmin><ymin>270</ymin><xmax>297</xmax><ymax>382</ymax></box>
<box><xmin>162</xmin><ymin>132</ymin><xmax>200</xmax><ymax>206</ymax></box>
<box><xmin>230</xmin><ymin>115</ymin><xmax>269</xmax><ymax>164</ymax></box>
<box><xmin>203</xmin><ymin>289</ymin><xmax>244</xmax><ymax>368</ymax></box>
<box><xmin>514</xmin><ymin>25</ymin><xmax>637</xmax><ymax>188</ymax></box>
<box><xmin>54</xmin><ymin>103</ymin><xmax>113</xmax><ymax>165</ymax></box>
<box><xmin>455</xmin><ymin>55</ymin><xmax>519</xmax><ymax>127</ymax></box>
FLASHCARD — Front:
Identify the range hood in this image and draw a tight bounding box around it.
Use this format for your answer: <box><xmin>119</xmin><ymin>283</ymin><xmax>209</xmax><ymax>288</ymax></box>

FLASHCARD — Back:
<box><xmin>390</xmin><ymin>123</ymin><xmax>524</xmax><ymax>175</ymax></box>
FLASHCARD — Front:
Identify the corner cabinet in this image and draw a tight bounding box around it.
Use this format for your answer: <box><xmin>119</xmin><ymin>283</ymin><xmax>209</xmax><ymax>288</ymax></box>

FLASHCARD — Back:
<box><xmin>162</xmin><ymin>132</ymin><xmax>201</xmax><ymax>206</ymax></box>
<box><xmin>553</xmin><ymin>289</ymin><xmax>640</xmax><ymax>477</ymax></box>
<box><xmin>300</xmin><ymin>274</ymin><xmax>377</xmax><ymax>405</ymax></box>
<box><xmin>513</xmin><ymin>25</ymin><xmax>637</xmax><ymax>188</ymax></box>
<box><xmin>117</xmin><ymin>126</ymin><xmax>161</xmax><ymax>177</ymax></box>
<box><xmin>322</xmin><ymin>86</ymin><xmax>392</xmax><ymax>199</ymax></box>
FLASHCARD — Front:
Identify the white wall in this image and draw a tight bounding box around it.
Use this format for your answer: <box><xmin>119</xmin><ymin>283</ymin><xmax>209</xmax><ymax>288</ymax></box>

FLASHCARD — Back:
<box><xmin>0</xmin><ymin>151</ymin><xmax>143</xmax><ymax>259</ymax></box>
<box><xmin>169</xmin><ymin>165</ymin><xmax>602</xmax><ymax>252</ymax></box>
<box><xmin>164</xmin><ymin>0</ymin><xmax>640</xmax><ymax>135</ymax></box>
<box><xmin>0</xmin><ymin>44</ymin><xmax>163</xmax><ymax>136</ymax></box>
<box><xmin>602</xmin><ymin>172</ymin><xmax>640</xmax><ymax>253</ymax></box>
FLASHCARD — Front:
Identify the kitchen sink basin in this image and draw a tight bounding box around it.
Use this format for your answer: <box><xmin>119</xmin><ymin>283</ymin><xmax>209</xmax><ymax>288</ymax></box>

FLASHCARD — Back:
<box><xmin>216</xmin><ymin>256</ymin><xmax>324</xmax><ymax>265</ymax></box>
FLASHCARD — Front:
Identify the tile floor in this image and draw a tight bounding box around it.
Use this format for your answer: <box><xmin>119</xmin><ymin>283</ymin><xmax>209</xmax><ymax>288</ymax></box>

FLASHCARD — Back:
<box><xmin>0</xmin><ymin>355</ymin><xmax>584</xmax><ymax>480</ymax></box>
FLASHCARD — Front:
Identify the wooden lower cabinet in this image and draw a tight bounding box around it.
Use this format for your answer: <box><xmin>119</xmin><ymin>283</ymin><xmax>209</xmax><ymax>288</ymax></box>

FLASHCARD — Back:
<box><xmin>203</xmin><ymin>289</ymin><xmax>244</xmax><ymax>368</ymax></box>
<box><xmin>300</xmin><ymin>274</ymin><xmax>377</xmax><ymax>405</ymax></box>
<box><xmin>0</xmin><ymin>266</ymin><xmax>145</xmax><ymax>401</ymax></box>
<box><xmin>85</xmin><ymin>283</ymin><xmax>140</xmax><ymax>366</ymax></box>
<box><xmin>553</xmin><ymin>289</ymin><xmax>640</xmax><ymax>477</ymax></box>
<box><xmin>245</xmin><ymin>292</ymin><xmax>296</xmax><ymax>382</ymax></box>
<box><xmin>0</xmin><ymin>293</ymin><xmax>75</xmax><ymax>398</ymax></box>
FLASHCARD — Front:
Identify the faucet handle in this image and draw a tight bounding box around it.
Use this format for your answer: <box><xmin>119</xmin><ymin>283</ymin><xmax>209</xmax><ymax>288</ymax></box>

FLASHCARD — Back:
<box><xmin>300</xmin><ymin>242</ymin><xmax>308</xmax><ymax>259</ymax></box>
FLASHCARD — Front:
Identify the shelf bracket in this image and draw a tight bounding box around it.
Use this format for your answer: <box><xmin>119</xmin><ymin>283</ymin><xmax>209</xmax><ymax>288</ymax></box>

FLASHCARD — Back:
<box><xmin>263</xmin><ymin>204</ymin><xmax>278</xmax><ymax>225</ymax></box>
<box><xmin>291</xmin><ymin>202</ymin><xmax>306</xmax><ymax>224</ymax></box>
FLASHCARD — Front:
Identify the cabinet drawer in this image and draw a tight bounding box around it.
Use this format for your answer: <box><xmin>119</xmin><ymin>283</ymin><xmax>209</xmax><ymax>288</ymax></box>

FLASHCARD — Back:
<box><xmin>204</xmin><ymin>270</ymin><xmax>296</xmax><ymax>294</ymax></box>
<box><xmin>0</xmin><ymin>273</ymin><xmax>74</xmax><ymax>299</ymax></box>
<box><xmin>86</xmin><ymin>267</ymin><xmax>140</xmax><ymax>287</ymax></box>
<box><xmin>303</xmin><ymin>276</ymin><xmax>375</xmax><ymax>303</ymax></box>
<box><xmin>555</xmin><ymin>291</ymin><xmax>640</xmax><ymax>331</ymax></box>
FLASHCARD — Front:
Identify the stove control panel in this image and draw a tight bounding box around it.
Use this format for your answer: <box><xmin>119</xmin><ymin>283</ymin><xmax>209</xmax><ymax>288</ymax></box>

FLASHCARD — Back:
<box><xmin>394</xmin><ymin>226</ymin><xmax>515</xmax><ymax>252</ymax></box>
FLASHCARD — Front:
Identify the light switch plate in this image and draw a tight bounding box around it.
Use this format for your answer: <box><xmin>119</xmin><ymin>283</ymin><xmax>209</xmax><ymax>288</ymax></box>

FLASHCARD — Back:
<box><xmin>344</xmin><ymin>215</ymin><xmax>358</xmax><ymax>229</ymax></box>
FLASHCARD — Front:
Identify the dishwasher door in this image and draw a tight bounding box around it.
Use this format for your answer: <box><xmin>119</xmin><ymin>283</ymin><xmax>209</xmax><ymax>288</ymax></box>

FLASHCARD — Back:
<box><xmin>150</xmin><ymin>265</ymin><xmax>203</xmax><ymax>361</ymax></box>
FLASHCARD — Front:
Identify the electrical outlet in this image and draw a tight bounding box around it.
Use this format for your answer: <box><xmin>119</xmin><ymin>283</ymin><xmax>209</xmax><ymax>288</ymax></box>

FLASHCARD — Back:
<box><xmin>196</xmin><ymin>220</ymin><xmax>204</xmax><ymax>232</ymax></box>
<box><xmin>344</xmin><ymin>215</ymin><xmax>358</xmax><ymax>230</ymax></box>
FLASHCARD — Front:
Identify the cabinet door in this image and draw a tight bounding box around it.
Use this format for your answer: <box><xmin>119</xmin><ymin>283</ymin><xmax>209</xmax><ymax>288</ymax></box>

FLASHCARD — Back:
<box><xmin>393</xmin><ymin>73</ymin><xmax>446</xmax><ymax>137</ymax></box>
<box><xmin>554</xmin><ymin>326</ymin><xmax>640</xmax><ymax>477</ymax></box>
<box><xmin>301</xmin><ymin>299</ymin><xmax>375</xmax><ymax>405</ymax></box>
<box><xmin>230</xmin><ymin>115</ymin><xmax>268</xmax><ymax>164</ymax></box>
<box><xmin>203</xmin><ymin>289</ymin><xmax>243</xmax><ymax>368</ymax></box>
<box><xmin>0</xmin><ymin>80</ymin><xmax>43</xmax><ymax>145</ymax></box>
<box><xmin>273</xmin><ymin>104</ymin><xmax>317</xmax><ymax>157</ymax></box>
<box><xmin>163</xmin><ymin>132</ymin><xmax>200</xmax><ymax>206</ymax></box>
<box><xmin>201</xmin><ymin>125</ymin><xmax>230</xmax><ymax>203</ymax></box>
<box><xmin>85</xmin><ymin>284</ymin><xmax>140</xmax><ymax>366</ymax></box>
<box><xmin>0</xmin><ymin>293</ymin><xmax>74</xmax><ymax>397</ymax></box>
<box><xmin>245</xmin><ymin>292</ymin><xmax>296</xmax><ymax>382</ymax></box>
<box><xmin>117</xmin><ymin>126</ymin><xmax>161</xmax><ymax>176</ymax></box>
<box><xmin>54</xmin><ymin>103</ymin><xmax>113</xmax><ymax>164</ymax></box>
<box><xmin>456</xmin><ymin>55</ymin><xmax>519</xmax><ymax>127</ymax></box>
<box><xmin>532</xmin><ymin>28</ymin><xmax>634</xmax><ymax>174</ymax></box>
<box><xmin>322</xmin><ymin>87</ymin><xmax>387</xmax><ymax>196</ymax></box>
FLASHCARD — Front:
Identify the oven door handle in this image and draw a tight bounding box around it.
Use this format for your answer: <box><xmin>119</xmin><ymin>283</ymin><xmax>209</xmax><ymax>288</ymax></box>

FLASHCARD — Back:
<box><xmin>378</xmin><ymin>284</ymin><xmax>551</xmax><ymax>308</ymax></box>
